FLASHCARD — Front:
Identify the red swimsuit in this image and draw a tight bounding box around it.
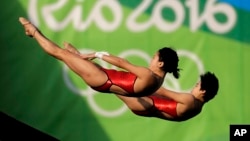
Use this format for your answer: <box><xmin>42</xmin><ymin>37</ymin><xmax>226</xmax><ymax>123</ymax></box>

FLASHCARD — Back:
<box><xmin>91</xmin><ymin>68</ymin><xmax>178</xmax><ymax>118</ymax></box>
<box><xmin>132</xmin><ymin>95</ymin><xmax>178</xmax><ymax>118</ymax></box>
<box><xmin>91</xmin><ymin>68</ymin><xmax>137</xmax><ymax>94</ymax></box>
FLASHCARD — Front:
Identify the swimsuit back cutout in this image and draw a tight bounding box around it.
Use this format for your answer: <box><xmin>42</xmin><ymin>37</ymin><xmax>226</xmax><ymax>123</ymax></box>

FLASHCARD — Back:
<box><xmin>91</xmin><ymin>68</ymin><xmax>137</xmax><ymax>94</ymax></box>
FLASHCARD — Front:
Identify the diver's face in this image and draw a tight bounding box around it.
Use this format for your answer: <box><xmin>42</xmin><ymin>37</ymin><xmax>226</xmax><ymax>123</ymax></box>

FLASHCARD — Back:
<box><xmin>191</xmin><ymin>81</ymin><xmax>202</xmax><ymax>94</ymax></box>
<box><xmin>149</xmin><ymin>52</ymin><xmax>161</xmax><ymax>69</ymax></box>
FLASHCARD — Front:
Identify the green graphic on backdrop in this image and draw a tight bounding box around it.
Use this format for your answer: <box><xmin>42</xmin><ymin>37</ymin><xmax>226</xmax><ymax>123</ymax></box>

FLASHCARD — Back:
<box><xmin>1</xmin><ymin>0</ymin><xmax>249</xmax><ymax>141</ymax></box>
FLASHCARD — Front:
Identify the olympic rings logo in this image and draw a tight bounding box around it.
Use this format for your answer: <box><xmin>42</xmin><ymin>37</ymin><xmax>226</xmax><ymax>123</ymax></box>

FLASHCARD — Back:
<box><xmin>62</xmin><ymin>49</ymin><xmax>204</xmax><ymax>117</ymax></box>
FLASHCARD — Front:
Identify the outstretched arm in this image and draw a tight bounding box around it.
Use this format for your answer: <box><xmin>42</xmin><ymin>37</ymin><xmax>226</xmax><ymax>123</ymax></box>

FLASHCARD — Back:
<box><xmin>154</xmin><ymin>87</ymin><xmax>196</xmax><ymax>117</ymax></box>
<box><xmin>81</xmin><ymin>52</ymin><xmax>133</xmax><ymax>69</ymax></box>
<box><xmin>80</xmin><ymin>51</ymin><xmax>151</xmax><ymax>78</ymax></box>
<box><xmin>154</xmin><ymin>87</ymin><xmax>193</xmax><ymax>104</ymax></box>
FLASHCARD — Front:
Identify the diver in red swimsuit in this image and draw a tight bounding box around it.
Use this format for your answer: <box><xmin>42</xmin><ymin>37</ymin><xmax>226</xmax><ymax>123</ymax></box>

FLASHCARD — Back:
<box><xmin>116</xmin><ymin>72</ymin><xmax>219</xmax><ymax>121</ymax></box>
<box><xmin>19</xmin><ymin>17</ymin><xmax>180</xmax><ymax>97</ymax></box>
<box><xmin>78</xmin><ymin>47</ymin><xmax>180</xmax><ymax>97</ymax></box>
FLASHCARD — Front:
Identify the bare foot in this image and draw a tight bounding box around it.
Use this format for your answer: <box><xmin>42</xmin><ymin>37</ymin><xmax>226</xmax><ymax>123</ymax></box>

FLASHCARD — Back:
<box><xmin>19</xmin><ymin>17</ymin><xmax>38</xmax><ymax>38</ymax></box>
<box><xmin>63</xmin><ymin>42</ymin><xmax>81</xmax><ymax>55</ymax></box>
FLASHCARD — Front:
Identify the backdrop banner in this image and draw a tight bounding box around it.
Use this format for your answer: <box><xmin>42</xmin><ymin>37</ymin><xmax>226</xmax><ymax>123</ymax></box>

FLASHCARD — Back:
<box><xmin>1</xmin><ymin>0</ymin><xmax>249</xmax><ymax>141</ymax></box>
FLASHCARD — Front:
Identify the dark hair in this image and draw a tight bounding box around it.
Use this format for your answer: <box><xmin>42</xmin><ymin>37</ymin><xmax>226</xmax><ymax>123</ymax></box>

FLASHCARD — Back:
<box><xmin>158</xmin><ymin>47</ymin><xmax>180</xmax><ymax>78</ymax></box>
<box><xmin>200</xmin><ymin>72</ymin><xmax>219</xmax><ymax>103</ymax></box>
